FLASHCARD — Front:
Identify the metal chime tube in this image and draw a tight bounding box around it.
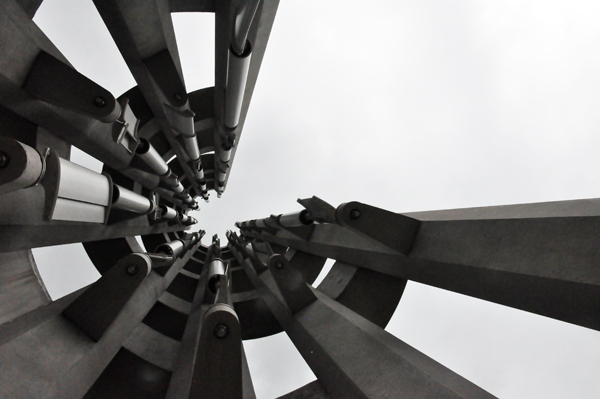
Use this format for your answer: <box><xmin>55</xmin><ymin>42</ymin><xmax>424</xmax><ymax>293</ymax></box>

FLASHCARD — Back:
<box><xmin>219</xmin><ymin>140</ymin><xmax>233</xmax><ymax>164</ymax></box>
<box><xmin>183</xmin><ymin>135</ymin><xmax>201</xmax><ymax>161</ymax></box>
<box><xmin>135</xmin><ymin>138</ymin><xmax>169</xmax><ymax>175</ymax></box>
<box><xmin>172</xmin><ymin>180</ymin><xmax>185</xmax><ymax>194</ymax></box>
<box><xmin>159</xmin><ymin>204</ymin><xmax>177</xmax><ymax>220</ymax></box>
<box><xmin>195</xmin><ymin>163</ymin><xmax>204</xmax><ymax>180</ymax></box>
<box><xmin>179</xmin><ymin>212</ymin><xmax>189</xmax><ymax>224</ymax></box>
<box><xmin>278</xmin><ymin>209</ymin><xmax>314</xmax><ymax>227</ymax></box>
<box><xmin>135</xmin><ymin>139</ymin><xmax>187</xmax><ymax>196</ymax></box>
<box><xmin>224</xmin><ymin>43</ymin><xmax>252</xmax><ymax>129</ymax></box>
<box><xmin>57</xmin><ymin>158</ymin><xmax>111</xmax><ymax>206</ymax></box>
<box><xmin>155</xmin><ymin>239</ymin><xmax>185</xmax><ymax>257</ymax></box>
<box><xmin>0</xmin><ymin>137</ymin><xmax>45</xmax><ymax>197</ymax></box>
<box><xmin>207</xmin><ymin>259</ymin><xmax>227</xmax><ymax>294</ymax></box>
<box><xmin>111</xmin><ymin>184</ymin><xmax>155</xmax><ymax>213</ymax></box>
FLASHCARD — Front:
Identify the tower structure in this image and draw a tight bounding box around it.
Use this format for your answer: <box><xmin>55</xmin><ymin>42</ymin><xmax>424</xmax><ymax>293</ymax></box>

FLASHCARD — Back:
<box><xmin>0</xmin><ymin>1</ymin><xmax>598</xmax><ymax>398</ymax></box>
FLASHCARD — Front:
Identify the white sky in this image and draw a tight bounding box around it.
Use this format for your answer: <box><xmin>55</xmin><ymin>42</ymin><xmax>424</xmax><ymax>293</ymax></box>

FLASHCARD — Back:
<box><xmin>31</xmin><ymin>1</ymin><xmax>600</xmax><ymax>398</ymax></box>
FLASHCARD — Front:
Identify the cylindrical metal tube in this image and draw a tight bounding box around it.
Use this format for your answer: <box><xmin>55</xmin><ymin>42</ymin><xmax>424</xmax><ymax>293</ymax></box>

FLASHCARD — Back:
<box><xmin>232</xmin><ymin>0</ymin><xmax>260</xmax><ymax>56</ymax></box>
<box><xmin>195</xmin><ymin>162</ymin><xmax>204</xmax><ymax>180</ymax></box>
<box><xmin>179</xmin><ymin>212</ymin><xmax>189</xmax><ymax>223</ymax></box>
<box><xmin>219</xmin><ymin>148</ymin><xmax>232</xmax><ymax>164</ymax></box>
<box><xmin>278</xmin><ymin>209</ymin><xmax>314</xmax><ymax>227</ymax></box>
<box><xmin>172</xmin><ymin>180</ymin><xmax>184</xmax><ymax>194</ymax></box>
<box><xmin>58</xmin><ymin>158</ymin><xmax>111</xmax><ymax>206</ymax></box>
<box><xmin>215</xmin><ymin>161</ymin><xmax>228</xmax><ymax>185</ymax></box>
<box><xmin>0</xmin><ymin>137</ymin><xmax>45</xmax><ymax>197</ymax></box>
<box><xmin>159</xmin><ymin>205</ymin><xmax>177</xmax><ymax>220</ymax></box>
<box><xmin>155</xmin><ymin>239</ymin><xmax>185</xmax><ymax>257</ymax></box>
<box><xmin>176</xmin><ymin>191</ymin><xmax>192</xmax><ymax>203</ymax></box>
<box><xmin>135</xmin><ymin>138</ymin><xmax>169</xmax><ymax>176</ymax></box>
<box><xmin>161</xmin><ymin>170</ymin><xmax>179</xmax><ymax>187</ymax></box>
<box><xmin>224</xmin><ymin>43</ymin><xmax>252</xmax><ymax>129</ymax></box>
<box><xmin>185</xmin><ymin>216</ymin><xmax>197</xmax><ymax>226</ymax></box>
<box><xmin>183</xmin><ymin>134</ymin><xmax>201</xmax><ymax>161</ymax></box>
<box><xmin>112</xmin><ymin>184</ymin><xmax>155</xmax><ymax>213</ymax></box>
<box><xmin>198</xmin><ymin>178</ymin><xmax>207</xmax><ymax>192</ymax></box>
<box><xmin>207</xmin><ymin>259</ymin><xmax>226</xmax><ymax>294</ymax></box>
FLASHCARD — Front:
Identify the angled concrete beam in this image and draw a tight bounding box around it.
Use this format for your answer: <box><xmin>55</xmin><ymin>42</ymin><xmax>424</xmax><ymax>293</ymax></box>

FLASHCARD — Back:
<box><xmin>242</xmin><ymin>254</ymin><xmax>494</xmax><ymax>399</ymax></box>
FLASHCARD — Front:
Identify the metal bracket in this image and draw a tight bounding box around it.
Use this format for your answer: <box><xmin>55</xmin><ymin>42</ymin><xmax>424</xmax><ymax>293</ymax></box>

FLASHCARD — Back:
<box><xmin>113</xmin><ymin>98</ymin><xmax>140</xmax><ymax>154</ymax></box>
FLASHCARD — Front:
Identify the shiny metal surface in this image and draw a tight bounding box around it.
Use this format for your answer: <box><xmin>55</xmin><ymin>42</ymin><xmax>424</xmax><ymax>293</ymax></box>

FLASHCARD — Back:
<box><xmin>179</xmin><ymin>213</ymin><xmax>189</xmax><ymax>223</ymax></box>
<box><xmin>159</xmin><ymin>205</ymin><xmax>177</xmax><ymax>220</ymax></box>
<box><xmin>183</xmin><ymin>135</ymin><xmax>201</xmax><ymax>161</ymax></box>
<box><xmin>135</xmin><ymin>138</ymin><xmax>169</xmax><ymax>175</ymax></box>
<box><xmin>52</xmin><ymin>197</ymin><xmax>106</xmax><ymax>223</ymax></box>
<box><xmin>278</xmin><ymin>210</ymin><xmax>314</xmax><ymax>227</ymax></box>
<box><xmin>57</xmin><ymin>158</ymin><xmax>110</xmax><ymax>206</ymax></box>
<box><xmin>162</xmin><ymin>170</ymin><xmax>179</xmax><ymax>187</ymax></box>
<box><xmin>172</xmin><ymin>180</ymin><xmax>184</xmax><ymax>194</ymax></box>
<box><xmin>207</xmin><ymin>259</ymin><xmax>226</xmax><ymax>294</ymax></box>
<box><xmin>155</xmin><ymin>239</ymin><xmax>185</xmax><ymax>257</ymax></box>
<box><xmin>224</xmin><ymin>44</ymin><xmax>252</xmax><ymax>128</ymax></box>
<box><xmin>194</xmin><ymin>162</ymin><xmax>204</xmax><ymax>180</ymax></box>
<box><xmin>218</xmin><ymin>145</ymin><xmax>232</xmax><ymax>163</ymax></box>
<box><xmin>111</xmin><ymin>184</ymin><xmax>154</xmax><ymax>213</ymax></box>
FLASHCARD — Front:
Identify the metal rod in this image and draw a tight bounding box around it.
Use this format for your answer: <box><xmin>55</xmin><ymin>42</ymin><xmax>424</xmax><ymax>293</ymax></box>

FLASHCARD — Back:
<box><xmin>207</xmin><ymin>259</ymin><xmax>226</xmax><ymax>294</ymax></box>
<box><xmin>183</xmin><ymin>135</ymin><xmax>201</xmax><ymax>161</ymax></box>
<box><xmin>224</xmin><ymin>43</ymin><xmax>252</xmax><ymax>129</ymax></box>
<box><xmin>159</xmin><ymin>205</ymin><xmax>177</xmax><ymax>220</ymax></box>
<box><xmin>278</xmin><ymin>210</ymin><xmax>314</xmax><ymax>227</ymax></box>
<box><xmin>155</xmin><ymin>239</ymin><xmax>185</xmax><ymax>257</ymax></box>
<box><xmin>111</xmin><ymin>184</ymin><xmax>154</xmax><ymax>213</ymax></box>
<box><xmin>135</xmin><ymin>138</ymin><xmax>169</xmax><ymax>175</ymax></box>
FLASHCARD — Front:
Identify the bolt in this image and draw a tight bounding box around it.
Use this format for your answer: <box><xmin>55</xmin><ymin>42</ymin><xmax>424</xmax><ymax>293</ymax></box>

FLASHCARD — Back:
<box><xmin>0</xmin><ymin>152</ymin><xmax>9</xmax><ymax>168</ymax></box>
<box><xmin>350</xmin><ymin>209</ymin><xmax>361</xmax><ymax>220</ymax></box>
<box><xmin>126</xmin><ymin>264</ymin><xmax>139</xmax><ymax>275</ymax></box>
<box><xmin>275</xmin><ymin>261</ymin><xmax>284</xmax><ymax>269</ymax></box>
<box><xmin>173</xmin><ymin>93</ymin><xmax>182</xmax><ymax>101</ymax></box>
<box><xmin>94</xmin><ymin>96</ymin><xmax>106</xmax><ymax>107</ymax></box>
<box><xmin>214</xmin><ymin>324</ymin><xmax>229</xmax><ymax>338</ymax></box>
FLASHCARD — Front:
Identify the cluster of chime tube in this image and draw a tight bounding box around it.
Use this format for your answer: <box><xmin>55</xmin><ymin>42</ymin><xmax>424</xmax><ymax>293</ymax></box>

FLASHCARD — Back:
<box><xmin>235</xmin><ymin>209</ymin><xmax>314</xmax><ymax>231</ymax></box>
<box><xmin>0</xmin><ymin>136</ymin><xmax>198</xmax><ymax>225</ymax></box>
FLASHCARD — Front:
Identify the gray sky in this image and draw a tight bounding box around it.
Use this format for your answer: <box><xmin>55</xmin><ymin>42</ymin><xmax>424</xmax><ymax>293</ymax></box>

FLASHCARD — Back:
<box><xmin>31</xmin><ymin>0</ymin><xmax>600</xmax><ymax>398</ymax></box>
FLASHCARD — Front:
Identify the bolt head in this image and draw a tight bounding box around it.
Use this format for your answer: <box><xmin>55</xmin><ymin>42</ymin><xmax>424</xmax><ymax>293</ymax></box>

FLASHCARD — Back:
<box><xmin>126</xmin><ymin>264</ymin><xmax>139</xmax><ymax>275</ymax></box>
<box><xmin>350</xmin><ymin>209</ymin><xmax>361</xmax><ymax>219</ymax></box>
<box><xmin>94</xmin><ymin>96</ymin><xmax>106</xmax><ymax>107</ymax></box>
<box><xmin>214</xmin><ymin>324</ymin><xmax>229</xmax><ymax>338</ymax></box>
<box><xmin>275</xmin><ymin>261</ymin><xmax>284</xmax><ymax>269</ymax></box>
<box><xmin>0</xmin><ymin>152</ymin><xmax>9</xmax><ymax>168</ymax></box>
<box><xmin>173</xmin><ymin>93</ymin><xmax>182</xmax><ymax>101</ymax></box>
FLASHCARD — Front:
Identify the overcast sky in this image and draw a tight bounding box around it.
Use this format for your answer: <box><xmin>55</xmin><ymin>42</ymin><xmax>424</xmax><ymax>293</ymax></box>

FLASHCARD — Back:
<box><xmin>30</xmin><ymin>1</ymin><xmax>600</xmax><ymax>398</ymax></box>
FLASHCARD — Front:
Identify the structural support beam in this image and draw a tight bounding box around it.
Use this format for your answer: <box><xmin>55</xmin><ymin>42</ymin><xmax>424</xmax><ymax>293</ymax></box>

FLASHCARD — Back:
<box><xmin>241</xmin><ymin>253</ymin><xmax>494</xmax><ymax>399</ymax></box>
<box><xmin>0</xmin><ymin>241</ymin><xmax>200</xmax><ymax>399</ymax></box>
<box><xmin>243</xmin><ymin>198</ymin><xmax>600</xmax><ymax>331</ymax></box>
